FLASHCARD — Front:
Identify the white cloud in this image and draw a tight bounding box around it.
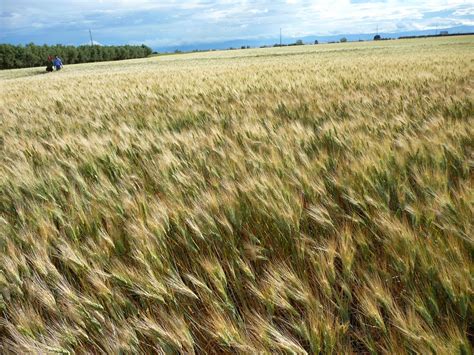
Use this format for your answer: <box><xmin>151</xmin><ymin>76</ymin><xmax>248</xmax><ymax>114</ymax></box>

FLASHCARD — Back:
<box><xmin>1</xmin><ymin>0</ymin><xmax>473</xmax><ymax>47</ymax></box>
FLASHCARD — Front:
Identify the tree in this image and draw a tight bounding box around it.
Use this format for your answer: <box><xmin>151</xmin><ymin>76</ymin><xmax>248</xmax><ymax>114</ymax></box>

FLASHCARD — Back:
<box><xmin>295</xmin><ymin>39</ymin><xmax>304</xmax><ymax>45</ymax></box>
<box><xmin>24</xmin><ymin>44</ymin><xmax>40</xmax><ymax>67</ymax></box>
<box><xmin>141</xmin><ymin>44</ymin><xmax>152</xmax><ymax>57</ymax></box>
<box><xmin>314</xmin><ymin>40</ymin><xmax>319</xmax><ymax>45</ymax></box>
<box><xmin>0</xmin><ymin>45</ymin><xmax>17</xmax><ymax>69</ymax></box>
<box><xmin>374</xmin><ymin>35</ymin><xmax>381</xmax><ymax>41</ymax></box>
<box><xmin>340</xmin><ymin>37</ymin><xmax>347</xmax><ymax>43</ymax></box>
<box><xmin>0</xmin><ymin>43</ymin><xmax>154</xmax><ymax>70</ymax></box>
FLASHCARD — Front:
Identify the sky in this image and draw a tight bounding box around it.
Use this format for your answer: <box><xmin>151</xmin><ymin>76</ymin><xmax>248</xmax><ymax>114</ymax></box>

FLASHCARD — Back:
<box><xmin>1</xmin><ymin>0</ymin><xmax>473</xmax><ymax>50</ymax></box>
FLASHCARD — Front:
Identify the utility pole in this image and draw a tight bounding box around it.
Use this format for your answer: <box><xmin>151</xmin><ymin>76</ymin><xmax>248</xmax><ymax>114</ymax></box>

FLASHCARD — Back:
<box><xmin>376</xmin><ymin>24</ymin><xmax>379</xmax><ymax>36</ymax></box>
<box><xmin>89</xmin><ymin>29</ymin><xmax>94</xmax><ymax>46</ymax></box>
<box><xmin>280</xmin><ymin>28</ymin><xmax>282</xmax><ymax>46</ymax></box>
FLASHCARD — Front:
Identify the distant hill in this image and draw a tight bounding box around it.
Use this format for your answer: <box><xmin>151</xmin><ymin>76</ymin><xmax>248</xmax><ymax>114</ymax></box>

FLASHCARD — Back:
<box><xmin>157</xmin><ymin>25</ymin><xmax>474</xmax><ymax>53</ymax></box>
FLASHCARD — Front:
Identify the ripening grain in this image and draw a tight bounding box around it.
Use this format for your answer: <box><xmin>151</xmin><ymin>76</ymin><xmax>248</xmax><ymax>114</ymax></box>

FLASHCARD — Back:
<box><xmin>1</xmin><ymin>36</ymin><xmax>473</xmax><ymax>354</ymax></box>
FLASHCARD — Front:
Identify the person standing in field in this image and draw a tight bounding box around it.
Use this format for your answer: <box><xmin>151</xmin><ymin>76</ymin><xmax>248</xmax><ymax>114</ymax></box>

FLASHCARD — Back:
<box><xmin>53</xmin><ymin>55</ymin><xmax>63</xmax><ymax>70</ymax></box>
<box><xmin>46</xmin><ymin>55</ymin><xmax>54</xmax><ymax>72</ymax></box>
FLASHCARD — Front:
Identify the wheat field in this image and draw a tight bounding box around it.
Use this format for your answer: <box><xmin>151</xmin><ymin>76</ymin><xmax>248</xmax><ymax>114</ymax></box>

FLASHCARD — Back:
<box><xmin>1</xmin><ymin>36</ymin><xmax>473</xmax><ymax>354</ymax></box>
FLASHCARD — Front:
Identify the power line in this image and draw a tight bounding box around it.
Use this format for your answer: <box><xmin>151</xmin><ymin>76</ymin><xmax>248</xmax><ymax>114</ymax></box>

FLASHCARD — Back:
<box><xmin>89</xmin><ymin>29</ymin><xmax>94</xmax><ymax>46</ymax></box>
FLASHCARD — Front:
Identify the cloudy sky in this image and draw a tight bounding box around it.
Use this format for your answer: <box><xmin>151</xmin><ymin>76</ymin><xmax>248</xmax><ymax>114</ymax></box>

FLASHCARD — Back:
<box><xmin>1</xmin><ymin>0</ymin><xmax>473</xmax><ymax>49</ymax></box>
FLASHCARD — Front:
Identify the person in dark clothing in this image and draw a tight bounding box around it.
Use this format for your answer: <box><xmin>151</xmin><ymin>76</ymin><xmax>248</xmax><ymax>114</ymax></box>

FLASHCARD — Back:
<box><xmin>46</xmin><ymin>55</ymin><xmax>54</xmax><ymax>72</ymax></box>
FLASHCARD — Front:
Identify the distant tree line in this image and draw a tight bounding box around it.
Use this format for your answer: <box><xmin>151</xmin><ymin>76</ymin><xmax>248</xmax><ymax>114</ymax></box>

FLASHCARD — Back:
<box><xmin>398</xmin><ymin>32</ymin><xmax>473</xmax><ymax>40</ymax></box>
<box><xmin>0</xmin><ymin>43</ymin><xmax>153</xmax><ymax>70</ymax></box>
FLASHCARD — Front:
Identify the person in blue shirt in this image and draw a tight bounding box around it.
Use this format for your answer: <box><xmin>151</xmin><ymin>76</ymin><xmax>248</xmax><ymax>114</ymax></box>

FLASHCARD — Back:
<box><xmin>53</xmin><ymin>55</ymin><xmax>63</xmax><ymax>70</ymax></box>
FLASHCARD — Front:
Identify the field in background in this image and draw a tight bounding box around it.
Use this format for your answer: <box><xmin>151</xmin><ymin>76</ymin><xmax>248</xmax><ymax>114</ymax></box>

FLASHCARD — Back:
<box><xmin>1</xmin><ymin>37</ymin><xmax>473</xmax><ymax>353</ymax></box>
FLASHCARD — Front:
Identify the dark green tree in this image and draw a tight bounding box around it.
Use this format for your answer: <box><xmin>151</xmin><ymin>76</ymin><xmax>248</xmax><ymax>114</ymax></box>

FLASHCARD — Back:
<box><xmin>0</xmin><ymin>43</ymin><xmax>154</xmax><ymax>69</ymax></box>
